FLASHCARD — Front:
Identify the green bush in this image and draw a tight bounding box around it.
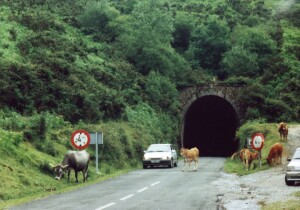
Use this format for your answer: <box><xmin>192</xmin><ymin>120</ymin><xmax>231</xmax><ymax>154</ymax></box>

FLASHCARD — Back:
<box><xmin>145</xmin><ymin>71</ymin><xmax>180</xmax><ymax>114</ymax></box>
<box><xmin>0</xmin><ymin>110</ymin><xmax>27</xmax><ymax>131</ymax></box>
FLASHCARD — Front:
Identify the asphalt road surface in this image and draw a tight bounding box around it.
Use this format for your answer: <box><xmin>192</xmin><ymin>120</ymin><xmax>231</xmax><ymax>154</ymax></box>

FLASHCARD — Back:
<box><xmin>10</xmin><ymin>157</ymin><xmax>225</xmax><ymax>210</ymax></box>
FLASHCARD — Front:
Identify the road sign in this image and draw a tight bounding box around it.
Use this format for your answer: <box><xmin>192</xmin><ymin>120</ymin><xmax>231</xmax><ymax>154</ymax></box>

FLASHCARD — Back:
<box><xmin>89</xmin><ymin>132</ymin><xmax>103</xmax><ymax>173</ymax></box>
<box><xmin>89</xmin><ymin>132</ymin><xmax>103</xmax><ymax>145</ymax></box>
<box><xmin>251</xmin><ymin>133</ymin><xmax>264</xmax><ymax>151</ymax></box>
<box><xmin>71</xmin><ymin>129</ymin><xmax>91</xmax><ymax>150</ymax></box>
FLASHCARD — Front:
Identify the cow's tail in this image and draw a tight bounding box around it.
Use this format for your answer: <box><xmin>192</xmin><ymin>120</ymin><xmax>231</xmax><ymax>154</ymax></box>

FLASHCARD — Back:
<box><xmin>230</xmin><ymin>152</ymin><xmax>238</xmax><ymax>160</ymax></box>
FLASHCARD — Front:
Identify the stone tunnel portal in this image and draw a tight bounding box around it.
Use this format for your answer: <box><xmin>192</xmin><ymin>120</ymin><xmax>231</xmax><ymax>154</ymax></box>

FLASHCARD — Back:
<box><xmin>182</xmin><ymin>95</ymin><xmax>239</xmax><ymax>157</ymax></box>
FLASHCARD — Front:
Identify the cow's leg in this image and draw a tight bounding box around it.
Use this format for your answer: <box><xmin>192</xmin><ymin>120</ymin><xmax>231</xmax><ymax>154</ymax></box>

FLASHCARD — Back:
<box><xmin>285</xmin><ymin>133</ymin><xmax>288</xmax><ymax>141</ymax></box>
<box><xmin>184</xmin><ymin>158</ymin><xmax>189</xmax><ymax>171</ymax></box>
<box><xmin>184</xmin><ymin>159</ymin><xmax>188</xmax><ymax>171</ymax></box>
<box><xmin>75</xmin><ymin>170</ymin><xmax>78</xmax><ymax>183</ymax></box>
<box><xmin>192</xmin><ymin>160</ymin><xmax>195</xmax><ymax>171</ymax></box>
<box><xmin>84</xmin><ymin>165</ymin><xmax>88</xmax><ymax>182</ymax></box>
<box><xmin>279</xmin><ymin>155</ymin><xmax>282</xmax><ymax>164</ymax></box>
<box><xmin>244</xmin><ymin>159</ymin><xmax>249</xmax><ymax>171</ymax></box>
<box><xmin>182</xmin><ymin>159</ymin><xmax>187</xmax><ymax>171</ymax></box>
<box><xmin>82</xmin><ymin>170</ymin><xmax>86</xmax><ymax>182</ymax></box>
<box><xmin>67</xmin><ymin>170</ymin><xmax>71</xmax><ymax>181</ymax></box>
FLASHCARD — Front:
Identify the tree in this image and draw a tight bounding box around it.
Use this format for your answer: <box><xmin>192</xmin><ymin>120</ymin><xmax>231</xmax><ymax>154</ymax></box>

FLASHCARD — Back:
<box><xmin>119</xmin><ymin>0</ymin><xmax>191</xmax><ymax>78</ymax></box>
<box><xmin>172</xmin><ymin>13</ymin><xmax>195</xmax><ymax>53</ymax></box>
<box><xmin>77</xmin><ymin>0</ymin><xmax>121</xmax><ymax>42</ymax></box>
<box><xmin>188</xmin><ymin>16</ymin><xmax>230</xmax><ymax>72</ymax></box>
<box><xmin>231</xmin><ymin>26</ymin><xmax>277</xmax><ymax>72</ymax></box>
<box><xmin>221</xmin><ymin>46</ymin><xmax>259</xmax><ymax>78</ymax></box>
<box><xmin>145</xmin><ymin>71</ymin><xmax>179</xmax><ymax>114</ymax></box>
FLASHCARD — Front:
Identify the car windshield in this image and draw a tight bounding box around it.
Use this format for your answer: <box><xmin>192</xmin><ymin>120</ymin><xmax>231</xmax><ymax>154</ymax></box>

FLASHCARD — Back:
<box><xmin>292</xmin><ymin>149</ymin><xmax>300</xmax><ymax>159</ymax></box>
<box><xmin>147</xmin><ymin>145</ymin><xmax>171</xmax><ymax>152</ymax></box>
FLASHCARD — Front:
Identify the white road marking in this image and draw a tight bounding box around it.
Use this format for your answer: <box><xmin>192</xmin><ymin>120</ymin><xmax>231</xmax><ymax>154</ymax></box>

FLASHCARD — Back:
<box><xmin>151</xmin><ymin>181</ymin><xmax>160</xmax><ymax>186</ymax></box>
<box><xmin>137</xmin><ymin>187</ymin><xmax>148</xmax><ymax>193</ymax></box>
<box><xmin>120</xmin><ymin>194</ymin><xmax>135</xmax><ymax>201</ymax></box>
<box><xmin>95</xmin><ymin>202</ymin><xmax>116</xmax><ymax>210</ymax></box>
<box><xmin>95</xmin><ymin>181</ymin><xmax>161</xmax><ymax>209</ymax></box>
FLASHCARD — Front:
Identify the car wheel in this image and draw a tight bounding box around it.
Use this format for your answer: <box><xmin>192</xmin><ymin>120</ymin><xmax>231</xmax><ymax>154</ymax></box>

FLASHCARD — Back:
<box><xmin>143</xmin><ymin>165</ymin><xmax>147</xmax><ymax>169</ymax></box>
<box><xmin>174</xmin><ymin>158</ymin><xmax>178</xmax><ymax>167</ymax></box>
<box><xmin>285</xmin><ymin>175</ymin><xmax>294</xmax><ymax>186</ymax></box>
<box><xmin>168</xmin><ymin>159</ymin><xmax>174</xmax><ymax>168</ymax></box>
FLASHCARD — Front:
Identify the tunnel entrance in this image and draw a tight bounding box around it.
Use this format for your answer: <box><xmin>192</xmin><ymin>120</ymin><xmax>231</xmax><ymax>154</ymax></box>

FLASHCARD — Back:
<box><xmin>182</xmin><ymin>95</ymin><xmax>239</xmax><ymax>157</ymax></box>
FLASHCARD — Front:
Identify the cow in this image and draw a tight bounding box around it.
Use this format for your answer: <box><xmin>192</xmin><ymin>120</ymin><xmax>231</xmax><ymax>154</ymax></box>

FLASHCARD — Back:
<box><xmin>230</xmin><ymin>148</ymin><xmax>246</xmax><ymax>161</ymax></box>
<box><xmin>53</xmin><ymin>150</ymin><xmax>90</xmax><ymax>183</ymax></box>
<box><xmin>278</xmin><ymin>122</ymin><xmax>288</xmax><ymax>141</ymax></box>
<box><xmin>267</xmin><ymin>143</ymin><xmax>283</xmax><ymax>165</ymax></box>
<box><xmin>241</xmin><ymin>149</ymin><xmax>258</xmax><ymax>171</ymax></box>
<box><xmin>180</xmin><ymin>147</ymin><xmax>199</xmax><ymax>171</ymax></box>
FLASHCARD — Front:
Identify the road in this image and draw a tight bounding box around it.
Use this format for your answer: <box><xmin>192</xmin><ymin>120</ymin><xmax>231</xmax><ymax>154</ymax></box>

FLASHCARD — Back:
<box><xmin>10</xmin><ymin>157</ymin><xmax>225</xmax><ymax>210</ymax></box>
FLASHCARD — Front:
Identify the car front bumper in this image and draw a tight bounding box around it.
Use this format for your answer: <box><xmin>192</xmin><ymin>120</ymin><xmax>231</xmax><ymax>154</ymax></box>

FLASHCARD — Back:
<box><xmin>143</xmin><ymin>159</ymin><xmax>172</xmax><ymax>166</ymax></box>
<box><xmin>285</xmin><ymin>171</ymin><xmax>300</xmax><ymax>181</ymax></box>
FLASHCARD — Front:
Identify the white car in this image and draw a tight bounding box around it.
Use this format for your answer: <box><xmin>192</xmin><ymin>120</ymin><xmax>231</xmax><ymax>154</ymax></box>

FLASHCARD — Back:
<box><xmin>285</xmin><ymin>148</ymin><xmax>300</xmax><ymax>186</ymax></box>
<box><xmin>143</xmin><ymin>144</ymin><xmax>178</xmax><ymax>169</ymax></box>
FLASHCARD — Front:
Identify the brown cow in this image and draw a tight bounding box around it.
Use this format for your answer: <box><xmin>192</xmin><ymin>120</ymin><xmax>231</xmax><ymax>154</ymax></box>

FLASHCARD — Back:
<box><xmin>241</xmin><ymin>149</ymin><xmax>258</xmax><ymax>171</ymax></box>
<box><xmin>278</xmin><ymin>122</ymin><xmax>288</xmax><ymax>141</ymax></box>
<box><xmin>180</xmin><ymin>147</ymin><xmax>199</xmax><ymax>171</ymax></box>
<box><xmin>230</xmin><ymin>148</ymin><xmax>247</xmax><ymax>161</ymax></box>
<box><xmin>267</xmin><ymin>143</ymin><xmax>283</xmax><ymax>165</ymax></box>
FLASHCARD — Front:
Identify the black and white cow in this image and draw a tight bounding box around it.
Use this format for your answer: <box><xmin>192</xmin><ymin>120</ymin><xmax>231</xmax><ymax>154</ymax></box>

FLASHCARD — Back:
<box><xmin>53</xmin><ymin>150</ymin><xmax>90</xmax><ymax>183</ymax></box>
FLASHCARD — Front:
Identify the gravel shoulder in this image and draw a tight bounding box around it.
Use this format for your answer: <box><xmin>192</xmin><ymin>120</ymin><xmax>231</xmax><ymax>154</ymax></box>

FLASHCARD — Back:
<box><xmin>214</xmin><ymin>125</ymin><xmax>300</xmax><ymax>210</ymax></box>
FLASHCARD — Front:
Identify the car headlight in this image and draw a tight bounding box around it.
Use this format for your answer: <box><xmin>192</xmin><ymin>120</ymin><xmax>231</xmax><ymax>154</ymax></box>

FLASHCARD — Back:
<box><xmin>162</xmin><ymin>156</ymin><xmax>170</xmax><ymax>160</ymax></box>
<box><xmin>143</xmin><ymin>155</ymin><xmax>150</xmax><ymax>160</ymax></box>
<box><xmin>287</xmin><ymin>166</ymin><xmax>295</xmax><ymax>171</ymax></box>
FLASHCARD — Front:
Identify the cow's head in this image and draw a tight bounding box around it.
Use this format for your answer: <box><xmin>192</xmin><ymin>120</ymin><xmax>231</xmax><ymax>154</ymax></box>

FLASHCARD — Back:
<box><xmin>252</xmin><ymin>152</ymin><xmax>259</xmax><ymax>159</ymax></box>
<box><xmin>267</xmin><ymin>157</ymin><xmax>272</xmax><ymax>165</ymax></box>
<box><xmin>180</xmin><ymin>148</ymin><xmax>187</xmax><ymax>157</ymax></box>
<box><xmin>53</xmin><ymin>164</ymin><xmax>69</xmax><ymax>180</ymax></box>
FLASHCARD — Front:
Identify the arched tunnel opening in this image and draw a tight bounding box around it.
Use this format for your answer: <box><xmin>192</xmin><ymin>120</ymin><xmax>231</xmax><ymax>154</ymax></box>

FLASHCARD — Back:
<box><xmin>182</xmin><ymin>95</ymin><xmax>239</xmax><ymax>157</ymax></box>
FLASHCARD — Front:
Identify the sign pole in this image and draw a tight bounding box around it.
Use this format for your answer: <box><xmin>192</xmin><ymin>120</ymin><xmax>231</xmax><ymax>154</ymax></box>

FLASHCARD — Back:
<box><xmin>259</xmin><ymin>150</ymin><xmax>262</xmax><ymax>169</ymax></box>
<box><xmin>95</xmin><ymin>132</ymin><xmax>99</xmax><ymax>173</ymax></box>
<box><xmin>89</xmin><ymin>132</ymin><xmax>103</xmax><ymax>173</ymax></box>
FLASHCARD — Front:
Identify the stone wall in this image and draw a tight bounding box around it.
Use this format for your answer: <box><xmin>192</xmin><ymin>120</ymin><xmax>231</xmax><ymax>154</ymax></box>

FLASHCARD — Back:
<box><xmin>179</xmin><ymin>83</ymin><xmax>246</xmax><ymax>122</ymax></box>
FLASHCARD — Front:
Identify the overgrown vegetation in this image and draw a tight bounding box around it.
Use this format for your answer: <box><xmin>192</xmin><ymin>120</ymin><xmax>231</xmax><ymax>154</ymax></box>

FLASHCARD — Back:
<box><xmin>0</xmin><ymin>111</ymin><xmax>163</xmax><ymax>208</ymax></box>
<box><xmin>0</xmin><ymin>0</ymin><xmax>299</xmax><ymax>123</ymax></box>
<box><xmin>0</xmin><ymin>0</ymin><xmax>299</xmax><ymax>207</ymax></box>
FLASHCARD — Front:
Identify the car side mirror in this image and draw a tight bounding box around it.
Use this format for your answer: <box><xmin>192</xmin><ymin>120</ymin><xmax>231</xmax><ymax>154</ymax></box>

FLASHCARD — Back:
<box><xmin>287</xmin><ymin>157</ymin><xmax>291</xmax><ymax>161</ymax></box>
<box><xmin>172</xmin><ymin>149</ymin><xmax>176</xmax><ymax>153</ymax></box>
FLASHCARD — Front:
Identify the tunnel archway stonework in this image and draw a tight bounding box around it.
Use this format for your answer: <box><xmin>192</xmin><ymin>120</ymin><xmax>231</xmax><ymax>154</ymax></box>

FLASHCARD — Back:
<box><xmin>179</xmin><ymin>84</ymin><xmax>246</xmax><ymax>157</ymax></box>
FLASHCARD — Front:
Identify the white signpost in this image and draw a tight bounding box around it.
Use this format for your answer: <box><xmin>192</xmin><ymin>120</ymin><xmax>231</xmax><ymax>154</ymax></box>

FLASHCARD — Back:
<box><xmin>89</xmin><ymin>132</ymin><xmax>103</xmax><ymax>173</ymax></box>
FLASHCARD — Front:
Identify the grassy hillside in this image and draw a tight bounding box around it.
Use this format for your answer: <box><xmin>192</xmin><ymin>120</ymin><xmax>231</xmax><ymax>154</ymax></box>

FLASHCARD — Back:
<box><xmin>0</xmin><ymin>111</ymin><xmax>166</xmax><ymax>209</ymax></box>
<box><xmin>0</xmin><ymin>0</ymin><xmax>299</xmax><ymax>123</ymax></box>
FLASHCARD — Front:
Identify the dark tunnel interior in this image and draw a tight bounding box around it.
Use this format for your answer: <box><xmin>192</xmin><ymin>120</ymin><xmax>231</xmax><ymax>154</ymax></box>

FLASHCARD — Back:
<box><xmin>183</xmin><ymin>95</ymin><xmax>239</xmax><ymax>157</ymax></box>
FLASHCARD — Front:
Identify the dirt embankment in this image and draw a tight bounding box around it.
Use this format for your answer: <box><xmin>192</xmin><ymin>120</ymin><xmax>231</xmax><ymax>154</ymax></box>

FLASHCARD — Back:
<box><xmin>214</xmin><ymin>125</ymin><xmax>300</xmax><ymax>210</ymax></box>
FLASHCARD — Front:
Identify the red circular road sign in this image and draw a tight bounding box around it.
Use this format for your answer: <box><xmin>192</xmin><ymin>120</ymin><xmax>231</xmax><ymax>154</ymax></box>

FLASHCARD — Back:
<box><xmin>71</xmin><ymin>129</ymin><xmax>91</xmax><ymax>150</ymax></box>
<box><xmin>251</xmin><ymin>133</ymin><xmax>264</xmax><ymax>151</ymax></box>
